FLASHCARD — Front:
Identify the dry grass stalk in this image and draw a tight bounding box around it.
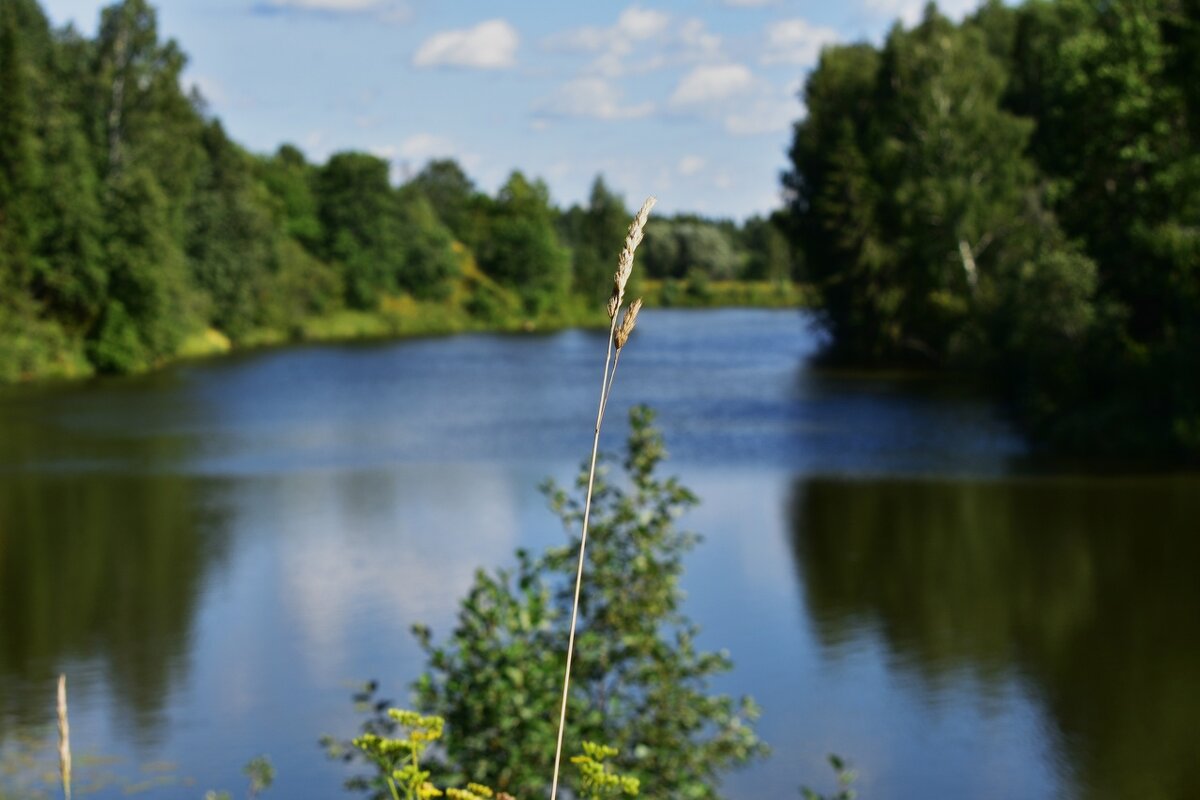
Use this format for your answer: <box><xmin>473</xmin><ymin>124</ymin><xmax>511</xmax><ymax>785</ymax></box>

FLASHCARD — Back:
<box><xmin>57</xmin><ymin>674</ymin><xmax>71</xmax><ymax>800</ymax></box>
<box><xmin>610</xmin><ymin>197</ymin><xmax>657</xmax><ymax>314</ymax></box>
<box><xmin>614</xmin><ymin>298</ymin><xmax>642</xmax><ymax>351</ymax></box>
<box><xmin>549</xmin><ymin>197</ymin><xmax>655</xmax><ymax>800</ymax></box>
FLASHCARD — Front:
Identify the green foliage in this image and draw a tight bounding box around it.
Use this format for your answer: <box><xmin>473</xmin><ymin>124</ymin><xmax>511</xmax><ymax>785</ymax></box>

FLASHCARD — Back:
<box><xmin>258</xmin><ymin>144</ymin><xmax>323</xmax><ymax>248</ymax></box>
<box><xmin>800</xmin><ymin>755</ymin><xmax>856</xmax><ymax>800</ymax></box>
<box><xmin>242</xmin><ymin>756</ymin><xmax>275</xmax><ymax>798</ymax></box>
<box><xmin>203</xmin><ymin>756</ymin><xmax>275</xmax><ymax>800</ymax></box>
<box><xmin>0</xmin><ymin>0</ymin><xmax>43</xmax><ymax>295</ymax></box>
<box><xmin>350</xmin><ymin>709</ymin><xmax>513</xmax><ymax>800</ymax></box>
<box><xmin>476</xmin><ymin>172</ymin><xmax>571</xmax><ymax>316</ymax></box>
<box><xmin>739</xmin><ymin>215</ymin><xmax>794</xmax><ymax>283</ymax></box>
<box><xmin>395</xmin><ymin>190</ymin><xmax>462</xmax><ymax>301</ymax></box>
<box><xmin>317</xmin><ymin>152</ymin><xmax>407</xmax><ymax>309</ymax></box>
<box><xmin>410</xmin><ymin>407</ymin><xmax>767</xmax><ymax>798</ymax></box>
<box><xmin>783</xmin><ymin>0</ymin><xmax>1200</xmax><ymax>457</ymax></box>
<box><xmin>558</xmin><ymin>176</ymin><xmax>630</xmax><ymax>304</ymax></box>
<box><xmin>642</xmin><ymin>218</ymin><xmax>740</xmax><ymax>282</ymax></box>
<box><xmin>97</xmin><ymin>164</ymin><xmax>194</xmax><ymax>370</ymax></box>
<box><xmin>410</xmin><ymin>159</ymin><xmax>481</xmax><ymax>246</ymax></box>
<box><xmin>571</xmin><ymin>742</ymin><xmax>639</xmax><ymax>800</ymax></box>
<box><xmin>186</xmin><ymin>120</ymin><xmax>279</xmax><ymax>340</ymax></box>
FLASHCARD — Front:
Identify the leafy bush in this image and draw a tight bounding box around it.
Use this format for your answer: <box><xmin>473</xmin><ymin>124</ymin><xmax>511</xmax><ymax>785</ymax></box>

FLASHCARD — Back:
<box><xmin>407</xmin><ymin>406</ymin><xmax>768</xmax><ymax>798</ymax></box>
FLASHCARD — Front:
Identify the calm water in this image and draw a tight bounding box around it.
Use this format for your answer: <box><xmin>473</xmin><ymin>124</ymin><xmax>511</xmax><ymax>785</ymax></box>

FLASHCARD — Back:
<box><xmin>1</xmin><ymin>309</ymin><xmax>1197</xmax><ymax>800</ymax></box>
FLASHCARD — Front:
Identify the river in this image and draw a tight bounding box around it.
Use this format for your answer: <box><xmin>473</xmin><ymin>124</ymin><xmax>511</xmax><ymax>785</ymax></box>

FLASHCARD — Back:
<box><xmin>1</xmin><ymin>309</ymin><xmax>1197</xmax><ymax>799</ymax></box>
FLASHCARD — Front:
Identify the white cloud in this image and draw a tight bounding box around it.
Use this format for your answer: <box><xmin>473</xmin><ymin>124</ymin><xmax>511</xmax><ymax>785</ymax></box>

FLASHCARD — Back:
<box><xmin>723</xmin><ymin>82</ymin><xmax>801</xmax><ymax>135</ymax></box>
<box><xmin>762</xmin><ymin>19</ymin><xmax>840</xmax><ymax>66</ymax></box>
<box><xmin>260</xmin><ymin>0</ymin><xmax>413</xmax><ymax>17</ymax></box>
<box><xmin>723</xmin><ymin>103</ymin><xmax>794</xmax><ymax>135</ymax></box>
<box><xmin>544</xmin><ymin>8</ymin><xmax>720</xmax><ymax>78</ymax></box>
<box><xmin>548</xmin><ymin>5</ymin><xmax>669</xmax><ymax>51</ymax></box>
<box><xmin>537</xmin><ymin>77</ymin><xmax>654</xmax><ymax>121</ymax></box>
<box><xmin>397</xmin><ymin>133</ymin><xmax>454</xmax><ymax>160</ymax></box>
<box><xmin>413</xmin><ymin>19</ymin><xmax>519</xmax><ymax>70</ymax></box>
<box><xmin>616</xmin><ymin>6</ymin><xmax>671</xmax><ymax>40</ymax></box>
<box><xmin>678</xmin><ymin>18</ymin><xmax>722</xmax><ymax>58</ymax></box>
<box><xmin>669</xmin><ymin>63</ymin><xmax>755</xmax><ymax>108</ymax></box>
<box><xmin>677</xmin><ymin>155</ymin><xmax>706</xmax><ymax>176</ymax></box>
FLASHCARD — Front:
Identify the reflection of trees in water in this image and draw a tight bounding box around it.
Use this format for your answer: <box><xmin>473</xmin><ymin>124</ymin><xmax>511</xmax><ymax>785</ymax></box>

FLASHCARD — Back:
<box><xmin>788</xmin><ymin>476</ymin><xmax>1200</xmax><ymax>800</ymax></box>
<box><xmin>0</xmin><ymin>393</ymin><xmax>229</xmax><ymax>747</ymax></box>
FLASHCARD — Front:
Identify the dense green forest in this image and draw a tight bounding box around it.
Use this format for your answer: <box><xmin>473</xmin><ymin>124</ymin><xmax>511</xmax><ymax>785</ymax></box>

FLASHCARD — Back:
<box><xmin>0</xmin><ymin>0</ymin><xmax>798</xmax><ymax>384</ymax></box>
<box><xmin>783</xmin><ymin>0</ymin><xmax>1200</xmax><ymax>458</ymax></box>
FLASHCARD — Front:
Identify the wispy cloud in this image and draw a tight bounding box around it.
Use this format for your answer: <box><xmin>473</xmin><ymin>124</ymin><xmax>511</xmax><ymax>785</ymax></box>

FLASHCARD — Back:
<box><xmin>677</xmin><ymin>155</ymin><xmax>706</xmax><ymax>176</ymax></box>
<box><xmin>722</xmin><ymin>91</ymin><xmax>797</xmax><ymax>136</ymax></box>
<box><xmin>257</xmin><ymin>0</ymin><xmax>412</xmax><ymax>20</ymax></box>
<box><xmin>544</xmin><ymin>6</ymin><xmax>721</xmax><ymax>78</ymax></box>
<box><xmin>546</xmin><ymin>6</ymin><xmax>669</xmax><ymax>52</ymax></box>
<box><xmin>761</xmin><ymin>19</ymin><xmax>840</xmax><ymax>66</ymax></box>
<box><xmin>665</xmin><ymin>61</ymin><xmax>800</xmax><ymax>137</ymax></box>
<box><xmin>669</xmin><ymin>63</ymin><xmax>755</xmax><ymax>108</ymax></box>
<box><xmin>536</xmin><ymin>77</ymin><xmax>654</xmax><ymax>121</ymax></box>
<box><xmin>413</xmin><ymin>19</ymin><xmax>519</xmax><ymax>70</ymax></box>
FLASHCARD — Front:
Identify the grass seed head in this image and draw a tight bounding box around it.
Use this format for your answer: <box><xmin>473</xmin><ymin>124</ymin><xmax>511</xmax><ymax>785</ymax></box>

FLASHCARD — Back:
<box><xmin>613</xmin><ymin>197</ymin><xmax>656</xmax><ymax>309</ymax></box>
<box><xmin>614</xmin><ymin>298</ymin><xmax>643</xmax><ymax>350</ymax></box>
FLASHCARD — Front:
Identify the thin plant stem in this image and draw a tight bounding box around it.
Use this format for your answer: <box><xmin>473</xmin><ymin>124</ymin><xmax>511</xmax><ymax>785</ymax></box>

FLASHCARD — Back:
<box><xmin>549</xmin><ymin>312</ymin><xmax>620</xmax><ymax>800</ymax></box>
<box><xmin>550</xmin><ymin>195</ymin><xmax>652</xmax><ymax>800</ymax></box>
<box><xmin>57</xmin><ymin>674</ymin><xmax>71</xmax><ymax>800</ymax></box>
<box><xmin>600</xmin><ymin>351</ymin><xmax>624</xmax><ymax>426</ymax></box>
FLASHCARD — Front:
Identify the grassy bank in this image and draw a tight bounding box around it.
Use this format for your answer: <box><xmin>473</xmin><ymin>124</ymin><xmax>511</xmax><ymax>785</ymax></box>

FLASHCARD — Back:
<box><xmin>3</xmin><ymin>270</ymin><xmax>814</xmax><ymax>386</ymax></box>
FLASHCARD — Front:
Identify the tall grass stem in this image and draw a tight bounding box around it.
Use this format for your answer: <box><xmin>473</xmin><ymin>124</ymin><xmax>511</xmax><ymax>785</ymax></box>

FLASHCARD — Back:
<box><xmin>57</xmin><ymin>674</ymin><xmax>71</xmax><ymax>800</ymax></box>
<box><xmin>549</xmin><ymin>197</ymin><xmax>654</xmax><ymax>800</ymax></box>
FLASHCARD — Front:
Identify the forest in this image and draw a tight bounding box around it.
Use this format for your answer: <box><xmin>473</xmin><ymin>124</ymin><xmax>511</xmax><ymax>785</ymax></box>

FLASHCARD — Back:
<box><xmin>0</xmin><ymin>0</ymin><xmax>797</xmax><ymax>384</ymax></box>
<box><xmin>783</xmin><ymin>0</ymin><xmax>1200</xmax><ymax>458</ymax></box>
<box><xmin>3</xmin><ymin>0</ymin><xmax>1198</xmax><ymax>458</ymax></box>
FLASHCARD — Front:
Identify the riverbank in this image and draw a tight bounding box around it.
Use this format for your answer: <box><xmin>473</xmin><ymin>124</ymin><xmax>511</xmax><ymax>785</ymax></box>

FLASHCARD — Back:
<box><xmin>1</xmin><ymin>278</ymin><xmax>812</xmax><ymax>386</ymax></box>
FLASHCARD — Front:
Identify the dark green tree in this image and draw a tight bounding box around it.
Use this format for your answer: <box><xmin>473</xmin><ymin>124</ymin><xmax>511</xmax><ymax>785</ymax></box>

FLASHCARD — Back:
<box><xmin>316</xmin><ymin>151</ymin><xmax>407</xmax><ymax>309</ymax></box>
<box><xmin>560</xmin><ymin>176</ymin><xmax>630</xmax><ymax>304</ymax></box>
<box><xmin>395</xmin><ymin>189</ymin><xmax>462</xmax><ymax>301</ymax></box>
<box><xmin>739</xmin><ymin>215</ymin><xmax>793</xmax><ymax>283</ymax></box>
<box><xmin>186</xmin><ymin>120</ymin><xmax>279</xmax><ymax>340</ymax></box>
<box><xmin>476</xmin><ymin>172</ymin><xmax>571</xmax><ymax>315</ymax></box>
<box><xmin>0</xmin><ymin>0</ymin><xmax>43</xmax><ymax>296</ymax></box>
<box><xmin>258</xmin><ymin>144</ymin><xmax>323</xmax><ymax>250</ymax></box>
<box><xmin>409</xmin><ymin>158</ymin><xmax>480</xmax><ymax>246</ymax></box>
<box><xmin>92</xmin><ymin>165</ymin><xmax>193</xmax><ymax>371</ymax></box>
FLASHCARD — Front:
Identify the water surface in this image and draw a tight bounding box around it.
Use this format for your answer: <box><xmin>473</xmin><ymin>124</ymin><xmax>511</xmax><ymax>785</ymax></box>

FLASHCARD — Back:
<box><xmin>1</xmin><ymin>309</ymin><xmax>1197</xmax><ymax>799</ymax></box>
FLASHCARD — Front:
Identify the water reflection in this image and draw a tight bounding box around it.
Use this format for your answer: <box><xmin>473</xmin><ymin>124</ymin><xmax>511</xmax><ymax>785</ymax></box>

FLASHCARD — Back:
<box><xmin>0</xmin><ymin>470</ymin><xmax>229</xmax><ymax>743</ymax></box>
<box><xmin>789</xmin><ymin>475</ymin><xmax>1200</xmax><ymax>800</ymax></box>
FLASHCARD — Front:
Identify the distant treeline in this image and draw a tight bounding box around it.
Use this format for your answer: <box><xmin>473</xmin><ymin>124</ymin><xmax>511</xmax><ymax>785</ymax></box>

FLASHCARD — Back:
<box><xmin>0</xmin><ymin>0</ymin><xmax>798</xmax><ymax>383</ymax></box>
<box><xmin>783</xmin><ymin>0</ymin><xmax>1200</xmax><ymax>458</ymax></box>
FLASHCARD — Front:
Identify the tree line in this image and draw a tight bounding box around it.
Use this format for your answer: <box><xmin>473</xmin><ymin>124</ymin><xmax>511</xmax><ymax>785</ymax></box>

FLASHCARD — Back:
<box><xmin>783</xmin><ymin>0</ymin><xmax>1200</xmax><ymax>458</ymax></box>
<box><xmin>0</xmin><ymin>0</ymin><xmax>797</xmax><ymax>383</ymax></box>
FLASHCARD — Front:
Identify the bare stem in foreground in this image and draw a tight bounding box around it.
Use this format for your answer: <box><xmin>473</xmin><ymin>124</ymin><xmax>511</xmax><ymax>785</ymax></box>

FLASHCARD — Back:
<box><xmin>549</xmin><ymin>197</ymin><xmax>654</xmax><ymax>800</ymax></box>
<box><xmin>57</xmin><ymin>674</ymin><xmax>71</xmax><ymax>800</ymax></box>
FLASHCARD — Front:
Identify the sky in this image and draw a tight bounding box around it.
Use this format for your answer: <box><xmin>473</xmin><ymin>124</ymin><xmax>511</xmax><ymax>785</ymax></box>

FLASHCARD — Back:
<box><xmin>38</xmin><ymin>0</ymin><xmax>984</xmax><ymax>220</ymax></box>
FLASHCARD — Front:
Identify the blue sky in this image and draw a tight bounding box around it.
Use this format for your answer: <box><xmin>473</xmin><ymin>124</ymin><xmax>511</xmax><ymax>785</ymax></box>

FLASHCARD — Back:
<box><xmin>40</xmin><ymin>0</ymin><xmax>982</xmax><ymax>220</ymax></box>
